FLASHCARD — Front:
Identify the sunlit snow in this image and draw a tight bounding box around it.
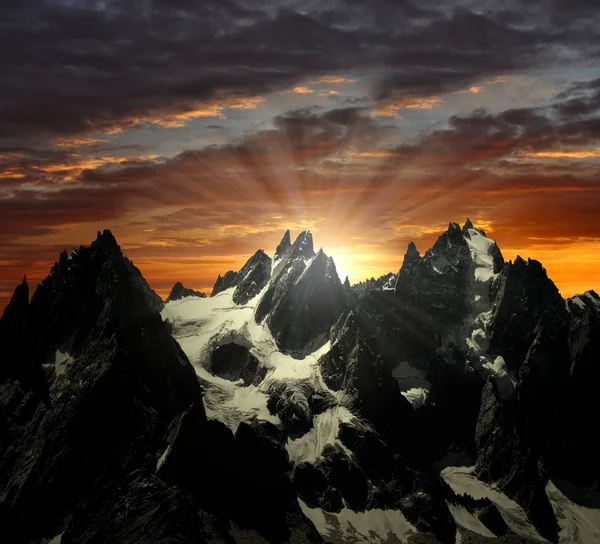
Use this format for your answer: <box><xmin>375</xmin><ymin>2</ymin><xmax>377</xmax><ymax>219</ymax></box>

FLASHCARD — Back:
<box><xmin>299</xmin><ymin>498</ymin><xmax>417</xmax><ymax>543</ymax></box>
<box><xmin>162</xmin><ymin>284</ymin><xmax>344</xmax><ymax>453</ymax></box>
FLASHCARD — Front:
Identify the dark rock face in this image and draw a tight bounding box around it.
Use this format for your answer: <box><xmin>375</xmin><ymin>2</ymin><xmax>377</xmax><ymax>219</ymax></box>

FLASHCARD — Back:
<box><xmin>232</xmin><ymin>249</ymin><xmax>272</xmax><ymax>305</ymax></box>
<box><xmin>211</xmin><ymin>269</ymin><xmax>239</xmax><ymax>297</ymax></box>
<box><xmin>547</xmin><ymin>291</ymin><xmax>600</xmax><ymax>484</ymax></box>
<box><xmin>319</xmin><ymin>310</ymin><xmax>413</xmax><ymax>443</ymax></box>
<box><xmin>211</xmin><ymin>250</ymin><xmax>272</xmax><ymax>304</ymax></box>
<box><xmin>0</xmin><ymin>275</ymin><xmax>30</xmax><ymax>382</ymax></box>
<box><xmin>474</xmin><ymin>310</ymin><xmax>572</xmax><ymax>542</ymax></box>
<box><xmin>255</xmin><ymin>231</ymin><xmax>316</xmax><ymax>325</ymax></box>
<box><xmin>266</xmin><ymin>381</ymin><xmax>337</xmax><ymax>436</ymax></box>
<box><xmin>0</xmin><ymin>231</ymin><xmax>322</xmax><ymax>544</ymax></box>
<box><xmin>210</xmin><ymin>342</ymin><xmax>266</xmax><ymax>385</ymax></box>
<box><xmin>256</xmin><ymin>232</ymin><xmax>347</xmax><ymax>356</ymax></box>
<box><xmin>395</xmin><ymin>222</ymin><xmax>473</xmax><ymax>325</ymax></box>
<box><xmin>3</xmin><ymin>219</ymin><xmax>600</xmax><ymax>544</ymax></box>
<box><xmin>166</xmin><ymin>282</ymin><xmax>206</xmax><ymax>302</ymax></box>
<box><xmin>61</xmin><ymin>471</ymin><xmax>231</xmax><ymax>544</ymax></box>
<box><xmin>488</xmin><ymin>256</ymin><xmax>566</xmax><ymax>372</ymax></box>
<box><xmin>275</xmin><ymin>229</ymin><xmax>292</xmax><ymax>259</ymax></box>
<box><xmin>0</xmin><ymin>230</ymin><xmax>200</xmax><ymax>543</ymax></box>
<box><xmin>232</xmin><ymin>420</ymin><xmax>322</xmax><ymax>543</ymax></box>
<box><xmin>351</xmin><ymin>272</ymin><xmax>397</xmax><ymax>298</ymax></box>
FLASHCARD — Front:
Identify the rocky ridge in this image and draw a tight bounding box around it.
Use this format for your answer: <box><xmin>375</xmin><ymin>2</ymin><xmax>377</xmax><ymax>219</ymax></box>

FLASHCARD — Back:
<box><xmin>1</xmin><ymin>221</ymin><xmax>599</xmax><ymax>544</ymax></box>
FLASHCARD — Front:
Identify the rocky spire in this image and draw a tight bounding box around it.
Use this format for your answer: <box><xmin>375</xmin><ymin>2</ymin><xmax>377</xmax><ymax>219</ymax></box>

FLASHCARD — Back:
<box><xmin>92</xmin><ymin>229</ymin><xmax>121</xmax><ymax>256</ymax></box>
<box><xmin>232</xmin><ymin>249</ymin><xmax>272</xmax><ymax>305</ymax></box>
<box><xmin>211</xmin><ymin>271</ymin><xmax>238</xmax><ymax>297</ymax></box>
<box><xmin>0</xmin><ymin>275</ymin><xmax>29</xmax><ymax>329</ymax></box>
<box><xmin>166</xmin><ymin>282</ymin><xmax>206</xmax><ymax>303</ymax></box>
<box><xmin>275</xmin><ymin>230</ymin><xmax>291</xmax><ymax>259</ymax></box>
<box><xmin>290</xmin><ymin>231</ymin><xmax>315</xmax><ymax>259</ymax></box>
<box><xmin>405</xmin><ymin>241</ymin><xmax>420</xmax><ymax>259</ymax></box>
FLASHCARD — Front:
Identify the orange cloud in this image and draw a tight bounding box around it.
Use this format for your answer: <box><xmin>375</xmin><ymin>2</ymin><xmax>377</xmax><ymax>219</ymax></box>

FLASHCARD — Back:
<box><xmin>0</xmin><ymin>170</ymin><xmax>26</xmax><ymax>179</ymax></box>
<box><xmin>482</xmin><ymin>76</ymin><xmax>508</xmax><ymax>85</ymax></box>
<box><xmin>456</xmin><ymin>86</ymin><xmax>483</xmax><ymax>94</ymax></box>
<box><xmin>55</xmin><ymin>137</ymin><xmax>109</xmax><ymax>148</ymax></box>
<box><xmin>292</xmin><ymin>86</ymin><xmax>315</xmax><ymax>94</ymax></box>
<box><xmin>372</xmin><ymin>96</ymin><xmax>444</xmax><ymax>118</ymax></box>
<box><xmin>152</xmin><ymin>96</ymin><xmax>268</xmax><ymax>127</ymax></box>
<box><xmin>520</xmin><ymin>148</ymin><xmax>600</xmax><ymax>159</ymax></box>
<box><xmin>309</xmin><ymin>76</ymin><xmax>357</xmax><ymax>84</ymax></box>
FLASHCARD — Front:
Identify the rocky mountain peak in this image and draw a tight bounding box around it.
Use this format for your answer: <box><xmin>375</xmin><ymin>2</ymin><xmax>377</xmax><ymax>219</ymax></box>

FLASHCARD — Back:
<box><xmin>406</xmin><ymin>241</ymin><xmax>420</xmax><ymax>258</ymax></box>
<box><xmin>166</xmin><ymin>282</ymin><xmax>206</xmax><ymax>303</ymax></box>
<box><xmin>232</xmin><ymin>249</ymin><xmax>272</xmax><ymax>305</ymax></box>
<box><xmin>0</xmin><ymin>275</ymin><xmax>29</xmax><ymax>333</ymax></box>
<box><xmin>211</xmin><ymin>270</ymin><xmax>239</xmax><ymax>297</ymax></box>
<box><xmin>275</xmin><ymin>229</ymin><xmax>291</xmax><ymax>258</ymax></box>
<box><xmin>463</xmin><ymin>217</ymin><xmax>475</xmax><ymax>231</ymax></box>
<box><xmin>92</xmin><ymin>228</ymin><xmax>121</xmax><ymax>256</ymax></box>
<box><xmin>449</xmin><ymin>221</ymin><xmax>461</xmax><ymax>231</ymax></box>
<box><xmin>290</xmin><ymin>230</ymin><xmax>315</xmax><ymax>259</ymax></box>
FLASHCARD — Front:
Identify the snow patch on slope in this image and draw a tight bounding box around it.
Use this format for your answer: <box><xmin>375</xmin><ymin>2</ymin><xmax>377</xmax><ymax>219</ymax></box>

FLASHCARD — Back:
<box><xmin>286</xmin><ymin>406</ymin><xmax>354</xmax><ymax>464</ymax></box>
<box><xmin>162</xmin><ymin>280</ymin><xmax>340</xmax><ymax>440</ymax></box>
<box><xmin>447</xmin><ymin>502</ymin><xmax>496</xmax><ymax>539</ymax></box>
<box><xmin>465</xmin><ymin>228</ymin><xmax>496</xmax><ymax>283</ymax></box>
<box><xmin>392</xmin><ymin>361</ymin><xmax>431</xmax><ymax>409</ymax></box>
<box><xmin>54</xmin><ymin>349</ymin><xmax>74</xmax><ymax>376</ymax></box>
<box><xmin>546</xmin><ymin>480</ymin><xmax>600</xmax><ymax>544</ymax></box>
<box><xmin>299</xmin><ymin>498</ymin><xmax>417</xmax><ymax>543</ymax></box>
<box><xmin>460</xmin><ymin>229</ymin><xmax>516</xmax><ymax>393</ymax></box>
<box><xmin>441</xmin><ymin>466</ymin><xmax>547</xmax><ymax>542</ymax></box>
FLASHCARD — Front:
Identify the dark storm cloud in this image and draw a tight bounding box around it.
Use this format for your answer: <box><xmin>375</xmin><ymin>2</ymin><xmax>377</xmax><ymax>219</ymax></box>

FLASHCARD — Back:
<box><xmin>2</xmin><ymin>0</ymin><xmax>600</xmax><ymax>145</ymax></box>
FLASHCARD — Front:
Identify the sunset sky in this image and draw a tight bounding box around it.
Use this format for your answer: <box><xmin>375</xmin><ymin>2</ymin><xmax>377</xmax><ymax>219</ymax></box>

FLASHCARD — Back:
<box><xmin>2</xmin><ymin>0</ymin><xmax>600</xmax><ymax>306</ymax></box>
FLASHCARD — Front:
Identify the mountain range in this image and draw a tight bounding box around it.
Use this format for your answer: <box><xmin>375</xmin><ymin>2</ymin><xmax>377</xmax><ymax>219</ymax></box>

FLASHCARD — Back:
<box><xmin>0</xmin><ymin>221</ymin><xmax>599</xmax><ymax>544</ymax></box>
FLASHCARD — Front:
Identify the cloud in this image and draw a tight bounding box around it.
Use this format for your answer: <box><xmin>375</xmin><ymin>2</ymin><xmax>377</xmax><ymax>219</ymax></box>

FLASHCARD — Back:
<box><xmin>2</xmin><ymin>0</ymin><xmax>600</xmax><ymax>148</ymax></box>
<box><xmin>372</xmin><ymin>96</ymin><xmax>444</xmax><ymax>118</ymax></box>
<box><xmin>309</xmin><ymin>76</ymin><xmax>357</xmax><ymax>84</ymax></box>
<box><xmin>292</xmin><ymin>87</ymin><xmax>315</xmax><ymax>94</ymax></box>
<box><xmin>3</xmin><ymin>0</ymin><xmax>600</xmax><ymax>304</ymax></box>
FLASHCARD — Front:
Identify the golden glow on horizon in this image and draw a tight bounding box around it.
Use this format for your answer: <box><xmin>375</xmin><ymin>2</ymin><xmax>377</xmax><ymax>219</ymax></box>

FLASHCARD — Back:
<box><xmin>521</xmin><ymin>148</ymin><xmax>600</xmax><ymax>159</ymax></box>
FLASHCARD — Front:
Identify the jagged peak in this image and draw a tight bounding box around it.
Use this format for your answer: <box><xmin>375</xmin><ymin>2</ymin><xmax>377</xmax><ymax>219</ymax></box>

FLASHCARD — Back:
<box><xmin>586</xmin><ymin>290</ymin><xmax>599</xmax><ymax>300</ymax></box>
<box><xmin>10</xmin><ymin>275</ymin><xmax>29</xmax><ymax>306</ymax></box>
<box><xmin>290</xmin><ymin>230</ymin><xmax>315</xmax><ymax>258</ymax></box>
<box><xmin>406</xmin><ymin>241</ymin><xmax>420</xmax><ymax>258</ymax></box>
<box><xmin>275</xmin><ymin>230</ymin><xmax>292</xmax><ymax>258</ymax></box>
<box><xmin>92</xmin><ymin>229</ymin><xmax>121</xmax><ymax>255</ymax></box>
<box><xmin>463</xmin><ymin>217</ymin><xmax>474</xmax><ymax>230</ymax></box>
<box><xmin>274</xmin><ymin>229</ymin><xmax>292</xmax><ymax>259</ymax></box>
<box><xmin>448</xmin><ymin>221</ymin><xmax>461</xmax><ymax>232</ymax></box>
<box><xmin>247</xmin><ymin>248</ymin><xmax>269</xmax><ymax>262</ymax></box>
<box><xmin>167</xmin><ymin>282</ymin><xmax>206</xmax><ymax>303</ymax></box>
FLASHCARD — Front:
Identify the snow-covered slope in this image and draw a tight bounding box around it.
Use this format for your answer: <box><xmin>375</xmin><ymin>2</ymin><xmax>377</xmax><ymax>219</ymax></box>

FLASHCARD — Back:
<box><xmin>160</xmin><ymin>223</ymin><xmax>600</xmax><ymax>544</ymax></box>
<box><xmin>442</xmin><ymin>466</ymin><xmax>600</xmax><ymax>544</ymax></box>
<box><xmin>161</xmin><ymin>236</ymin><xmax>351</xmax><ymax>459</ymax></box>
